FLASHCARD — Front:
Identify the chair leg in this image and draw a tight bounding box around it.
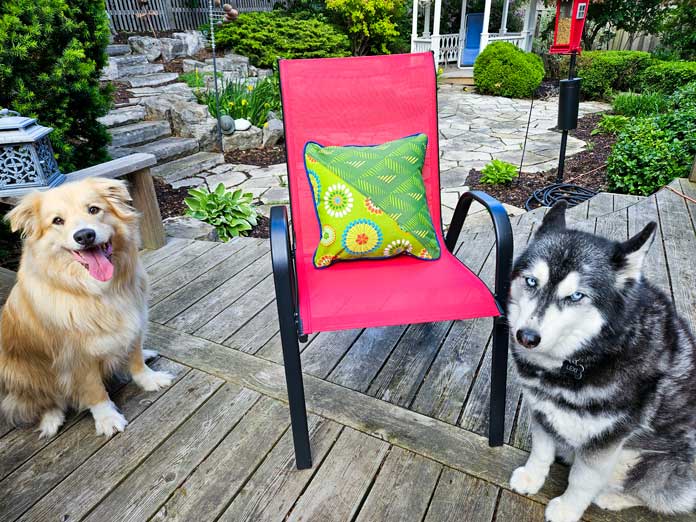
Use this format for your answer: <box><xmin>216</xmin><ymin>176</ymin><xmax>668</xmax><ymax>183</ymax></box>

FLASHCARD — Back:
<box><xmin>489</xmin><ymin>316</ymin><xmax>509</xmax><ymax>447</ymax></box>
<box><xmin>279</xmin><ymin>312</ymin><xmax>312</xmax><ymax>469</ymax></box>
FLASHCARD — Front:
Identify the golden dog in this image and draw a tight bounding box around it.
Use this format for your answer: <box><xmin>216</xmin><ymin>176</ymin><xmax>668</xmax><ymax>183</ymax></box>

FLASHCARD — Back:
<box><xmin>0</xmin><ymin>177</ymin><xmax>172</xmax><ymax>438</ymax></box>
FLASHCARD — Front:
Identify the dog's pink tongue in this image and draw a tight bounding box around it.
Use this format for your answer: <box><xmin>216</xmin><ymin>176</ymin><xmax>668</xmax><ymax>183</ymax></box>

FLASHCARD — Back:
<box><xmin>77</xmin><ymin>249</ymin><xmax>114</xmax><ymax>282</ymax></box>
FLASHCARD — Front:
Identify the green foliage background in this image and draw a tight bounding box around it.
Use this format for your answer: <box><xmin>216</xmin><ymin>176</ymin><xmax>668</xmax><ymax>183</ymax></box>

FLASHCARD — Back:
<box><xmin>215</xmin><ymin>10</ymin><xmax>350</xmax><ymax>68</ymax></box>
<box><xmin>0</xmin><ymin>0</ymin><xmax>112</xmax><ymax>172</ymax></box>
<box><xmin>607</xmin><ymin>82</ymin><xmax>696</xmax><ymax>196</ymax></box>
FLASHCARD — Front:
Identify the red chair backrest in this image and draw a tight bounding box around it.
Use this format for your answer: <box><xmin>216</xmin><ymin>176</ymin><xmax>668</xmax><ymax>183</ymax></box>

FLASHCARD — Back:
<box><xmin>279</xmin><ymin>52</ymin><xmax>443</xmax><ymax>267</ymax></box>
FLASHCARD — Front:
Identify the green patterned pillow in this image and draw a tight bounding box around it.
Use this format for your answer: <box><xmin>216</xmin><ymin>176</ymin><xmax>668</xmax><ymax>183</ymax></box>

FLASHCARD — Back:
<box><xmin>304</xmin><ymin>134</ymin><xmax>441</xmax><ymax>268</ymax></box>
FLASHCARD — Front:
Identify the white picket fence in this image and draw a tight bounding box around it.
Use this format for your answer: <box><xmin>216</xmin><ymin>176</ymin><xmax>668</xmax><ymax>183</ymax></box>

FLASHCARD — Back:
<box><xmin>106</xmin><ymin>0</ymin><xmax>280</xmax><ymax>33</ymax></box>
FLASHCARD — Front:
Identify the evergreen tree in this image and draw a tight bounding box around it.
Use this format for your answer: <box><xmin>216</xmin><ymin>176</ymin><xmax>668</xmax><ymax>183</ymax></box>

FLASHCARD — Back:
<box><xmin>0</xmin><ymin>0</ymin><xmax>112</xmax><ymax>172</ymax></box>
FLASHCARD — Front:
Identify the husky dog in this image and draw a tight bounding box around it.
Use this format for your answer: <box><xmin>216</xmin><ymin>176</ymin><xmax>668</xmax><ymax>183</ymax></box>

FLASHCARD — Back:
<box><xmin>507</xmin><ymin>202</ymin><xmax>696</xmax><ymax>522</ymax></box>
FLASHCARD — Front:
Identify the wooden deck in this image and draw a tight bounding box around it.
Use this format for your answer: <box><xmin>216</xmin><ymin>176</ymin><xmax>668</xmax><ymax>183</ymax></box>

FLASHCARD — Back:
<box><xmin>1</xmin><ymin>179</ymin><xmax>696</xmax><ymax>522</ymax></box>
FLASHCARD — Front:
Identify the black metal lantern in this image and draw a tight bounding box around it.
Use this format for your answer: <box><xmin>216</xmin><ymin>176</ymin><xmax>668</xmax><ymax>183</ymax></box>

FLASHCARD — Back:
<box><xmin>0</xmin><ymin>109</ymin><xmax>66</xmax><ymax>196</ymax></box>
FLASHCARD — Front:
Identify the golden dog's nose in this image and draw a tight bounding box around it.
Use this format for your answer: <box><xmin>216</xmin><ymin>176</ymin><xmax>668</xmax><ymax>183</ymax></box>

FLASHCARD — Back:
<box><xmin>73</xmin><ymin>228</ymin><xmax>96</xmax><ymax>246</ymax></box>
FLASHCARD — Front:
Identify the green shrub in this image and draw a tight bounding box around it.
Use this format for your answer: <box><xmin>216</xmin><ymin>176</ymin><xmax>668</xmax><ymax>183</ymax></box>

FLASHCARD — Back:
<box><xmin>185</xmin><ymin>184</ymin><xmax>258</xmax><ymax>241</ymax></box>
<box><xmin>640</xmin><ymin>61</ymin><xmax>696</xmax><ymax>94</ymax></box>
<box><xmin>607</xmin><ymin>83</ymin><xmax>696</xmax><ymax>196</ymax></box>
<box><xmin>480</xmin><ymin>159</ymin><xmax>519</xmax><ymax>184</ymax></box>
<box><xmin>569</xmin><ymin>51</ymin><xmax>654</xmax><ymax>100</ymax></box>
<box><xmin>612</xmin><ymin>91</ymin><xmax>672</xmax><ymax>117</ymax></box>
<box><xmin>180</xmin><ymin>70</ymin><xmax>208</xmax><ymax>88</ymax></box>
<box><xmin>197</xmin><ymin>73</ymin><xmax>282</xmax><ymax>127</ymax></box>
<box><xmin>0</xmin><ymin>0</ymin><xmax>112</xmax><ymax>172</ymax></box>
<box><xmin>591</xmin><ymin>114</ymin><xmax>630</xmax><ymax>136</ymax></box>
<box><xmin>325</xmin><ymin>0</ymin><xmax>409</xmax><ymax>55</ymax></box>
<box><xmin>474</xmin><ymin>42</ymin><xmax>544</xmax><ymax>98</ymax></box>
<box><xmin>215</xmin><ymin>11</ymin><xmax>350</xmax><ymax>68</ymax></box>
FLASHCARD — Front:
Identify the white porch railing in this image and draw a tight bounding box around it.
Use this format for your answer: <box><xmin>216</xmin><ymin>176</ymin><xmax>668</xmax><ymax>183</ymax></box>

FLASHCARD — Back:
<box><xmin>439</xmin><ymin>33</ymin><xmax>461</xmax><ymax>63</ymax></box>
<box><xmin>412</xmin><ymin>38</ymin><xmax>433</xmax><ymax>54</ymax></box>
<box><xmin>487</xmin><ymin>32</ymin><xmax>526</xmax><ymax>50</ymax></box>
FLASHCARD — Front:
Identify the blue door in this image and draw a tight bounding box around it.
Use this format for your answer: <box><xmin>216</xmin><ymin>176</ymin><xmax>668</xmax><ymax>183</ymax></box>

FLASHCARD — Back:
<box><xmin>461</xmin><ymin>13</ymin><xmax>484</xmax><ymax>66</ymax></box>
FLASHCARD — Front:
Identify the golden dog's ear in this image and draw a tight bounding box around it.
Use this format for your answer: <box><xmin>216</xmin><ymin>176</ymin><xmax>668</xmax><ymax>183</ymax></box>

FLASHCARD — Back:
<box><xmin>6</xmin><ymin>192</ymin><xmax>42</xmax><ymax>238</ymax></box>
<box><xmin>91</xmin><ymin>177</ymin><xmax>138</xmax><ymax>221</ymax></box>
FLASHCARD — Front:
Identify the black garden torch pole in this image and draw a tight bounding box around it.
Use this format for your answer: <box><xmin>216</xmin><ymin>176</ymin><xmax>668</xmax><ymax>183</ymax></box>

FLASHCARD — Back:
<box><xmin>557</xmin><ymin>51</ymin><xmax>579</xmax><ymax>183</ymax></box>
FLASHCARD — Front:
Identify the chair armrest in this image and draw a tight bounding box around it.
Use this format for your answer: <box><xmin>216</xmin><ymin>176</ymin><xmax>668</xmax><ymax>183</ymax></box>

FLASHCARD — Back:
<box><xmin>445</xmin><ymin>191</ymin><xmax>513</xmax><ymax>310</ymax></box>
<box><xmin>270</xmin><ymin>205</ymin><xmax>302</xmax><ymax>336</ymax></box>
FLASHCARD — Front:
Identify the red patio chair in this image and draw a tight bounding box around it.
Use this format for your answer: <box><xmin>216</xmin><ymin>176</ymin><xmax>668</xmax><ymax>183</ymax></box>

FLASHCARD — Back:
<box><xmin>272</xmin><ymin>52</ymin><xmax>513</xmax><ymax>469</ymax></box>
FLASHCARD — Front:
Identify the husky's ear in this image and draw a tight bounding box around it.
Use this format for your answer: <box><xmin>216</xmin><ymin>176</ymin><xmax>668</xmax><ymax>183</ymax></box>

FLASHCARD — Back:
<box><xmin>6</xmin><ymin>191</ymin><xmax>42</xmax><ymax>239</ymax></box>
<box><xmin>613</xmin><ymin>222</ymin><xmax>657</xmax><ymax>283</ymax></box>
<box><xmin>535</xmin><ymin>201</ymin><xmax>567</xmax><ymax>237</ymax></box>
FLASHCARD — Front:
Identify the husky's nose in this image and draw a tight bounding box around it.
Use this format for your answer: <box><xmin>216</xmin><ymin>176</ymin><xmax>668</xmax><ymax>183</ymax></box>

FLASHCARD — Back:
<box><xmin>73</xmin><ymin>228</ymin><xmax>96</xmax><ymax>247</ymax></box>
<box><xmin>516</xmin><ymin>329</ymin><xmax>541</xmax><ymax>349</ymax></box>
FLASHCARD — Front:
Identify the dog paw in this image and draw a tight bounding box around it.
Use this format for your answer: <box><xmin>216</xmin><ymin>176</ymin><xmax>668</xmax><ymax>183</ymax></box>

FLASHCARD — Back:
<box><xmin>37</xmin><ymin>409</ymin><xmax>65</xmax><ymax>439</ymax></box>
<box><xmin>594</xmin><ymin>492</ymin><xmax>641</xmax><ymax>511</ymax></box>
<box><xmin>510</xmin><ymin>466</ymin><xmax>546</xmax><ymax>495</ymax></box>
<box><xmin>142</xmin><ymin>349</ymin><xmax>159</xmax><ymax>361</ymax></box>
<box><xmin>91</xmin><ymin>401</ymin><xmax>128</xmax><ymax>437</ymax></box>
<box><xmin>133</xmin><ymin>368</ymin><xmax>173</xmax><ymax>392</ymax></box>
<box><xmin>545</xmin><ymin>497</ymin><xmax>583</xmax><ymax>522</ymax></box>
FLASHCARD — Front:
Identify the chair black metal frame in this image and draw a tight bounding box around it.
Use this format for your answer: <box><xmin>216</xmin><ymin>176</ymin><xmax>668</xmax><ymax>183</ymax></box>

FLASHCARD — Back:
<box><xmin>270</xmin><ymin>190</ymin><xmax>513</xmax><ymax>470</ymax></box>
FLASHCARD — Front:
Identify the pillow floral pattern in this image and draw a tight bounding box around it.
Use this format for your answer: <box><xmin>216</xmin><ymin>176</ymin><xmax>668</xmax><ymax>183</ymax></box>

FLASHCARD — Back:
<box><xmin>304</xmin><ymin>134</ymin><xmax>441</xmax><ymax>268</ymax></box>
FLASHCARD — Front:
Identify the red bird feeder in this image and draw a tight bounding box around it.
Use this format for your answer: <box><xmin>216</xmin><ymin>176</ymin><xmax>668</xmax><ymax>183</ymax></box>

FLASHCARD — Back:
<box><xmin>550</xmin><ymin>0</ymin><xmax>590</xmax><ymax>55</ymax></box>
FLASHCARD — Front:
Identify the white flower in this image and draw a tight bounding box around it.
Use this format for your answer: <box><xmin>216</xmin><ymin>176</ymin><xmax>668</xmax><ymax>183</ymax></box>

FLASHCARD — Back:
<box><xmin>323</xmin><ymin>183</ymin><xmax>354</xmax><ymax>218</ymax></box>
<box><xmin>383</xmin><ymin>239</ymin><xmax>413</xmax><ymax>257</ymax></box>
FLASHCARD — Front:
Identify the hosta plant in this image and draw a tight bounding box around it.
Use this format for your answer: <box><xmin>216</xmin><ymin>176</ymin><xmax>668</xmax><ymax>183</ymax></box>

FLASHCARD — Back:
<box><xmin>185</xmin><ymin>184</ymin><xmax>258</xmax><ymax>241</ymax></box>
<box><xmin>480</xmin><ymin>159</ymin><xmax>519</xmax><ymax>184</ymax></box>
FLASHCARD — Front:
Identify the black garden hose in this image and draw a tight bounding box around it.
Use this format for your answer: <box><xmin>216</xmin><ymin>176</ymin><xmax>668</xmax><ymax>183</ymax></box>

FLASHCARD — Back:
<box><xmin>524</xmin><ymin>183</ymin><xmax>596</xmax><ymax>211</ymax></box>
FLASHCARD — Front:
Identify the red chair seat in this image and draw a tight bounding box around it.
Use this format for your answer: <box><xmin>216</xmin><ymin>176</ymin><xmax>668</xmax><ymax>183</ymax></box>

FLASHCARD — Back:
<box><xmin>297</xmin><ymin>249</ymin><xmax>500</xmax><ymax>334</ymax></box>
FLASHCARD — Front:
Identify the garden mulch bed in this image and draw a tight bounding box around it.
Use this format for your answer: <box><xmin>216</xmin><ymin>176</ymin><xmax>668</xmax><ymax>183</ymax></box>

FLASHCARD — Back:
<box><xmin>467</xmin><ymin>113</ymin><xmax>614</xmax><ymax>209</ymax></box>
<box><xmin>224</xmin><ymin>145</ymin><xmax>286</xmax><ymax>167</ymax></box>
<box><xmin>0</xmin><ymin>205</ymin><xmax>21</xmax><ymax>271</ymax></box>
<box><xmin>152</xmin><ymin>176</ymin><xmax>271</xmax><ymax>239</ymax></box>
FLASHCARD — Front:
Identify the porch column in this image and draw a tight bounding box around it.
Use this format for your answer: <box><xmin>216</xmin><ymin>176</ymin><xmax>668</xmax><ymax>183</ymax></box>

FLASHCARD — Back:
<box><xmin>522</xmin><ymin>0</ymin><xmax>538</xmax><ymax>52</ymax></box>
<box><xmin>480</xmin><ymin>0</ymin><xmax>492</xmax><ymax>50</ymax></box>
<box><xmin>424</xmin><ymin>1</ymin><xmax>431</xmax><ymax>38</ymax></box>
<box><xmin>411</xmin><ymin>0</ymin><xmax>419</xmax><ymax>52</ymax></box>
<box><xmin>432</xmin><ymin>0</ymin><xmax>442</xmax><ymax>65</ymax></box>
<box><xmin>499</xmin><ymin>0</ymin><xmax>509</xmax><ymax>34</ymax></box>
<box><xmin>458</xmin><ymin>0</ymin><xmax>468</xmax><ymax>46</ymax></box>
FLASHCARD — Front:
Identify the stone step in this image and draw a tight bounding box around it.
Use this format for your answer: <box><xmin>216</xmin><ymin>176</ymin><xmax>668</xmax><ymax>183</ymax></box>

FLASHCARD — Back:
<box><xmin>124</xmin><ymin>73</ymin><xmax>180</xmax><ymax>88</ymax></box>
<box><xmin>151</xmin><ymin>152</ymin><xmax>225</xmax><ymax>183</ymax></box>
<box><xmin>109</xmin><ymin>120</ymin><xmax>171</xmax><ymax>148</ymax></box>
<box><xmin>107</xmin><ymin>44</ymin><xmax>131</xmax><ymax>57</ymax></box>
<box><xmin>117</xmin><ymin>63</ymin><xmax>165</xmax><ymax>78</ymax></box>
<box><xmin>131</xmin><ymin>137</ymin><xmax>200</xmax><ymax>164</ymax></box>
<box><xmin>111</xmin><ymin>54</ymin><xmax>149</xmax><ymax>67</ymax></box>
<box><xmin>97</xmin><ymin>105</ymin><xmax>146</xmax><ymax>128</ymax></box>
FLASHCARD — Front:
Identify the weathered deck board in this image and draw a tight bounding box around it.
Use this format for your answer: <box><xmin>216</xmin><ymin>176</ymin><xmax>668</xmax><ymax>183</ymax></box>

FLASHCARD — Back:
<box><xmin>83</xmin><ymin>384</ymin><xmax>259</xmax><ymax>522</ymax></box>
<box><xmin>5</xmin><ymin>182</ymin><xmax>696</xmax><ymax>522</ymax></box>
<box><xmin>166</xmin><ymin>254</ymin><xmax>271</xmax><ymax>334</ymax></box>
<box><xmin>145</xmin><ymin>239</ymin><xmax>217</xmax><ymax>283</ymax></box>
<box><xmin>657</xmin><ymin>188</ymin><xmax>696</xmax><ymax>334</ymax></box>
<box><xmin>355</xmin><ymin>446</ymin><xmax>441</xmax><ymax>522</ymax></box>
<box><xmin>0</xmin><ymin>358</ymin><xmax>188</xmax><ymax>522</ymax></box>
<box><xmin>148</xmin><ymin>238</ymin><xmax>247</xmax><ymax>304</ymax></box>
<box><xmin>496</xmin><ymin>490</ymin><xmax>546</xmax><ymax>521</ymax></box>
<box><xmin>140</xmin><ymin>237</ymin><xmax>192</xmax><ymax>269</ymax></box>
<box><xmin>286</xmin><ymin>427</ymin><xmax>389</xmax><ymax>522</ymax></box>
<box><xmin>217</xmin><ymin>415</ymin><xmax>342</xmax><ymax>522</ymax></box>
<box><xmin>148</xmin><ymin>240</ymin><xmax>267</xmax><ymax>324</ymax></box>
<box><xmin>149</xmin><ymin>396</ymin><xmax>290</xmax><ymax>522</ymax></box>
<box><xmin>423</xmin><ymin>468</ymin><xmax>499</xmax><ymax>522</ymax></box>
<box><xmin>14</xmin><ymin>369</ymin><xmax>222</xmax><ymax>522</ymax></box>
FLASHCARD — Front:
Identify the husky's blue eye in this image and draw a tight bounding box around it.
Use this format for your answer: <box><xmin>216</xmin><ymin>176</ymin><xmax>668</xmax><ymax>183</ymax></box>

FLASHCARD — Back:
<box><xmin>569</xmin><ymin>292</ymin><xmax>585</xmax><ymax>302</ymax></box>
<box><xmin>525</xmin><ymin>277</ymin><xmax>537</xmax><ymax>288</ymax></box>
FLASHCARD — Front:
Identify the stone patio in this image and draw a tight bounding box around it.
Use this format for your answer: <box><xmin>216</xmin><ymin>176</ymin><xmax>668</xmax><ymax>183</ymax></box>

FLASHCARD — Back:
<box><xmin>181</xmin><ymin>86</ymin><xmax>609</xmax><ymax>224</ymax></box>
